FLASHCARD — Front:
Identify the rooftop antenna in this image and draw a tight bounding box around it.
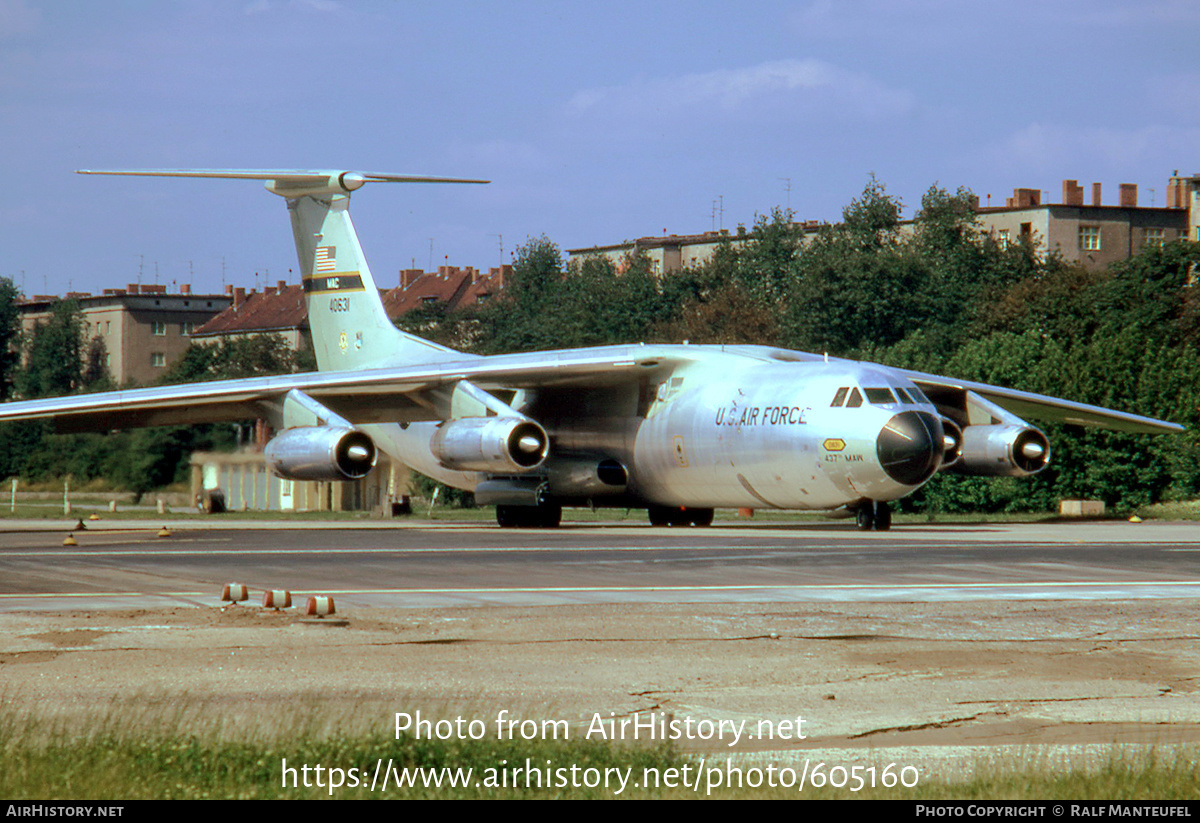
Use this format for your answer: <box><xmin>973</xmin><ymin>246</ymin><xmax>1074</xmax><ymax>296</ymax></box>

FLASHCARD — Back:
<box><xmin>489</xmin><ymin>233</ymin><xmax>504</xmax><ymax>265</ymax></box>
<box><xmin>779</xmin><ymin>177</ymin><xmax>792</xmax><ymax>211</ymax></box>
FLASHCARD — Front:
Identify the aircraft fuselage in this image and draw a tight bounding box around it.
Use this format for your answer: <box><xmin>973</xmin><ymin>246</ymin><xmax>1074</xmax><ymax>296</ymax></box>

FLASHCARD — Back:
<box><xmin>371</xmin><ymin>348</ymin><xmax>945</xmax><ymax>512</ymax></box>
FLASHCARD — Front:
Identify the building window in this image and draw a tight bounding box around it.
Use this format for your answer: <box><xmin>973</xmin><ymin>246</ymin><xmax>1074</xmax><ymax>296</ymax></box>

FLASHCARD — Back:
<box><xmin>181</xmin><ymin>321</ymin><xmax>195</xmax><ymax>335</ymax></box>
<box><xmin>1145</xmin><ymin>228</ymin><xmax>1165</xmax><ymax>248</ymax></box>
<box><xmin>997</xmin><ymin>229</ymin><xmax>1010</xmax><ymax>248</ymax></box>
<box><xmin>151</xmin><ymin>352</ymin><xmax>166</xmax><ymax>368</ymax></box>
<box><xmin>152</xmin><ymin>321</ymin><xmax>167</xmax><ymax>336</ymax></box>
<box><xmin>1079</xmin><ymin>226</ymin><xmax>1101</xmax><ymax>251</ymax></box>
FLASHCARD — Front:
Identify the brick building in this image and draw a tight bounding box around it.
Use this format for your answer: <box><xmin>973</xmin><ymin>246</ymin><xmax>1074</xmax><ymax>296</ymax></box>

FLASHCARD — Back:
<box><xmin>18</xmin><ymin>284</ymin><xmax>232</xmax><ymax>386</ymax></box>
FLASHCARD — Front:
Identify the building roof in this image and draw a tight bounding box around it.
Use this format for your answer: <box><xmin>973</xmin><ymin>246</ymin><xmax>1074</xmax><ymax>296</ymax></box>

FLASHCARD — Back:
<box><xmin>18</xmin><ymin>283</ymin><xmax>231</xmax><ymax>312</ymax></box>
<box><xmin>191</xmin><ymin>283</ymin><xmax>307</xmax><ymax>338</ymax></box>
<box><xmin>192</xmin><ymin>267</ymin><xmax>508</xmax><ymax>340</ymax></box>
<box><xmin>566</xmin><ymin>221</ymin><xmax>829</xmax><ymax>256</ymax></box>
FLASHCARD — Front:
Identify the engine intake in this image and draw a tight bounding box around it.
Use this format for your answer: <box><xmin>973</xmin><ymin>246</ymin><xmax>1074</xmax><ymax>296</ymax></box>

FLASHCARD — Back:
<box><xmin>430</xmin><ymin>416</ymin><xmax>548</xmax><ymax>472</ymax></box>
<box><xmin>264</xmin><ymin>427</ymin><xmax>377</xmax><ymax>481</ymax></box>
<box><xmin>952</xmin><ymin>424</ymin><xmax>1050</xmax><ymax>477</ymax></box>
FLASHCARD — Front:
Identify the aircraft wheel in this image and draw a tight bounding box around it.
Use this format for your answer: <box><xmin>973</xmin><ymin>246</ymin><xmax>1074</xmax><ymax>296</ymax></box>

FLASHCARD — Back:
<box><xmin>688</xmin><ymin>508</ymin><xmax>715</xmax><ymax>527</ymax></box>
<box><xmin>497</xmin><ymin>505</ymin><xmax>560</xmax><ymax>528</ymax></box>
<box><xmin>496</xmin><ymin>505</ymin><xmax>519</xmax><ymax>528</ymax></box>
<box><xmin>855</xmin><ymin>505</ymin><xmax>875</xmax><ymax>531</ymax></box>
<box><xmin>873</xmin><ymin>501</ymin><xmax>892</xmax><ymax>531</ymax></box>
<box><xmin>648</xmin><ymin>506</ymin><xmax>672</xmax><ymax>527</ymax></box>
<box><xmin>538</xmin><ymin>504</ymin><xmax>562</xmax><ymax>528</ymax></box>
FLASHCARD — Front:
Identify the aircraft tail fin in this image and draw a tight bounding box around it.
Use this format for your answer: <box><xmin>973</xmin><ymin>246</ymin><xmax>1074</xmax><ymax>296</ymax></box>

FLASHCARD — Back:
<box><xmin>78</xmin><ymin>169</ymin><xmax>488</xmax><ymax>372</ymax></box>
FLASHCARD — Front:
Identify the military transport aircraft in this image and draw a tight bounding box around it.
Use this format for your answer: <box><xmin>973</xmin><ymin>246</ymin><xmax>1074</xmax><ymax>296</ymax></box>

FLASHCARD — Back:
<box><xmin>0</xmin><ymin>170</ymin><xmax>1183</xmax><ymax>530</ymax></box>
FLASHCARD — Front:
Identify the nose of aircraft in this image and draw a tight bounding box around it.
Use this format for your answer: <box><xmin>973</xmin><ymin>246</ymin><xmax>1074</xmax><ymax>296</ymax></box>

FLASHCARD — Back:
<box><xmin>876</xmin><ymin>411</ymin><xmax>943</xmax><ymax>486</ymax></box>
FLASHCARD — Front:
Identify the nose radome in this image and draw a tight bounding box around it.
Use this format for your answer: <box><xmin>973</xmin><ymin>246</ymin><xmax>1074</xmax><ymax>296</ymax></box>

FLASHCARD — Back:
<box><xmin>876</xmin><ymin>411</ymin><xmax>943</xmax><ymax>486</ymax></box>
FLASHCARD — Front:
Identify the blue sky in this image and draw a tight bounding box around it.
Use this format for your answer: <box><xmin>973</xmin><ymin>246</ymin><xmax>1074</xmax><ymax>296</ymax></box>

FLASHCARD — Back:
<box><xmin>2</xmin><ymin>0</ymin><xmax>1199</xmax><ymax>296</ymax></box>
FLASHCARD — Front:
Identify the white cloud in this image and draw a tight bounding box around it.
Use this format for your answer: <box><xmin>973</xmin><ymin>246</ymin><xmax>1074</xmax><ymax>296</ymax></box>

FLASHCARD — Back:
<box><xmin>566</xmin><ymin>58</ymin><xmax>914</xmax><ymax>122</ymax></box>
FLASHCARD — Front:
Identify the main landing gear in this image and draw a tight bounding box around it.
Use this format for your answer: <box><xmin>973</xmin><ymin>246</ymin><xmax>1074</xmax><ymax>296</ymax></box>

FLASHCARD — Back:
<box><xmin>496</xmin><ymin>503</ymin><xmax>562</xmax><ymax>528</ymax></box>
<box><xmin>648</xmin><ymin>506</ymin><xmax>714</xmax><ymax>527</ymax></box>
<box><xmin>855</xmin><ymin>500</ymin><xmax>892</xmax><ymax>531</ymax></box>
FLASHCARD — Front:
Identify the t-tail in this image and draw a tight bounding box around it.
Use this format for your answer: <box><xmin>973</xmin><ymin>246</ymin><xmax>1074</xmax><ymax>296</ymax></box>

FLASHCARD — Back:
<box><xmin>77</xmin><ymin>169</ymin><xmax>488</xmax><ymax>371</ymax></box>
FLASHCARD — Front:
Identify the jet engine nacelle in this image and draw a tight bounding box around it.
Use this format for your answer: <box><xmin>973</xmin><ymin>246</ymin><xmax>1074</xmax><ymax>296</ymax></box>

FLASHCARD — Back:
<box><xmin>951</xmin><ymin>424</ymin><xmax>1050</xmax><ymax>477</ymax></box>
<box><xmin>939</xmin><ymin>418</ymin><xmax>963</xmax><ymax>470</ymax></box>
<box><xmin>430</xmin><ymin>416</ymin><xmax>549</xmax><ymax>472</ymax></box>
<box><xmin>264</xmin><ymin>426</ymin><xmax>377</xmax><ymax>481</ymax></box>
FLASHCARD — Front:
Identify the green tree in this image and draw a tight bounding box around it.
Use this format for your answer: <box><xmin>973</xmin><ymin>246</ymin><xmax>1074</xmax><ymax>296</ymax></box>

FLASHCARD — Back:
<box><xmin>0</xmin><ymin>278</ymin><xmax>23</xmax><ymax>402</ymax></box>
<box><xmin>477</xmin><ymin>236</ymin><xmax>567</xmax><ymax>353</ymax></box>
<box><xmin>160</xmin><ymin>335</ymin><xmax>304</xmax><ymax>384</ymax></box>
<box><xmin>734</xmin><ymin>207</ymin><xmax>803</xmax><ymax>303</ymax></box>
<box><xmin>19</xmin><ymin>299</ymin><xmax>86</xmax><ymax>398</ymax></box>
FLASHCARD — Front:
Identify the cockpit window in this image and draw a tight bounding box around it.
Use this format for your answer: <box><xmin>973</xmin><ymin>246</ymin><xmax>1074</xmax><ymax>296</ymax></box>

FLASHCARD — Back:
<box><xmin>830</xmin><ymin>387</ymin><xmax>849</xmax><ymax>407</ymax></box>
<box><xmin>908</xmin><ymin>386</ymin><xmax>931</xmax><ymax>404</ymax></box>
<box><xmin>865</xmin><ymin>388</ymin><xmax>897</xmax><ymax>405</ymax></box>
<box><xmin>894</xmin><ymin>387</ymin><xmax>914</xmax><ymax>403</ymax></box>
<box><xmin>846</xmin><ymin>387</ymin><xmax>863</xmax><ymax>408</ymax></box>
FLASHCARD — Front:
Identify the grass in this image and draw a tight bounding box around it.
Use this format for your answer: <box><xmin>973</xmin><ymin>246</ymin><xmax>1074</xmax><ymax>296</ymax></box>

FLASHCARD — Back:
<box><xmin>1</xmin><ymin>699</ymin><xmax>1199</xmax><ymax>799</ymax></box>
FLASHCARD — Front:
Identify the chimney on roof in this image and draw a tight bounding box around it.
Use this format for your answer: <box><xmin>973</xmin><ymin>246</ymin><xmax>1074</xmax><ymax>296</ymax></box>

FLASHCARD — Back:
<box><xmin>1168</xmin><ymin>174</ymin><xmax>1188</xmax><ymax>209</ymax></box>
<box><xmin>1092</xmin><ymin>182</ymin><xmax>1102</xmax><ymax>206</ymax></box>
<box><xmin>233</xmin><ymin>287</ymin><xmax>245</xmax><ymax>308</ymax></box>
<box><xmin>127</xmin><ymin>283</ymin><xmax>140</xmax><ymax>295</ymax></box>
<box><xmin>180</xmin><ymin>283</ymin><xmax>191</xmax><ymax>295</ymax></box>
<box><xmin>1119</xmin><ymin>183</ymin><xmax>1138</xmax><ymax>208</ymax></box>
<box><xmin>265</xmin><ymin>286</ymin><xmax>276</xmax><ymax>296</ymax></box>
<box><xmin>1006</xmin><ymin>188</ymin><xmax>1040</xmax><ymax>208</ymax></box>
<box><xmin>1062</xmin><ymin>180</ymin><xmax>1084</xmax><ymax>206</ymax></box>
<box><xmin>277</xmin><ymin>279</ymin><xmax>286</xmax><ymax>290</ymax></box>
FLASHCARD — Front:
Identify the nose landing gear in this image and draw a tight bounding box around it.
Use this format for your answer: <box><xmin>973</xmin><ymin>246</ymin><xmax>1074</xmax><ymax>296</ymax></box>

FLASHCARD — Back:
<box><xmin>855</xmin><ymin>500</ymin><xmax>892</xmax><ymax>531</ymax></box>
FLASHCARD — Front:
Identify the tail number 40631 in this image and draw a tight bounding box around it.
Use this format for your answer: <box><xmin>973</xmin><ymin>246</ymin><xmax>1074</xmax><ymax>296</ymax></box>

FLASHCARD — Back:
<box><xmin>330</xmin><ymin>297</ymin><xmax>351</xmax><ymax>312</ymax></box>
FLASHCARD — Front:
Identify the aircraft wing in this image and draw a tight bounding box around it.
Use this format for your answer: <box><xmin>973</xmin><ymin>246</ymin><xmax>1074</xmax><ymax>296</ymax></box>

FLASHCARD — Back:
<box><xmin>900</xmin><ymin>368</ymin><xmax>1184</xmax><ymax>435</ymax></box>
<box><xmin>0</xmin><ymin>347</ymin><xmax>683</xmax><ymax>432</ymax></box>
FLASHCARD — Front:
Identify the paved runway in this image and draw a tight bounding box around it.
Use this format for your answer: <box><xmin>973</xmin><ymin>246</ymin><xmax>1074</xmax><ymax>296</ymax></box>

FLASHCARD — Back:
<box><xmin>2</xmin><ymin>518</ymin><xmax>1199</xmax><ymax>612</ymax></box>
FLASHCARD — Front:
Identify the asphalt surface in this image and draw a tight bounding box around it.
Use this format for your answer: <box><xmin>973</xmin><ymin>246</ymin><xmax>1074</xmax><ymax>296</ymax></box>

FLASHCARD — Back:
<box><xmin>5</xmin><ymin>517</ymin><xmax>1200</xmax><ymax>785</ymax></box>
<box><xmin>1</xmin><ymin>518</ymin><xmax>1199</xmax><ymax>612</ymax></box>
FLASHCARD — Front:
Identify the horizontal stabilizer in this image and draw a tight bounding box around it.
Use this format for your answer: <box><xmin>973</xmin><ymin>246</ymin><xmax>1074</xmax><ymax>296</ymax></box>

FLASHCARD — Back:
<box><xmin>77</xmin><ymin>169</ymin><xmax>488</xmax><ymax>197</ymax></box>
